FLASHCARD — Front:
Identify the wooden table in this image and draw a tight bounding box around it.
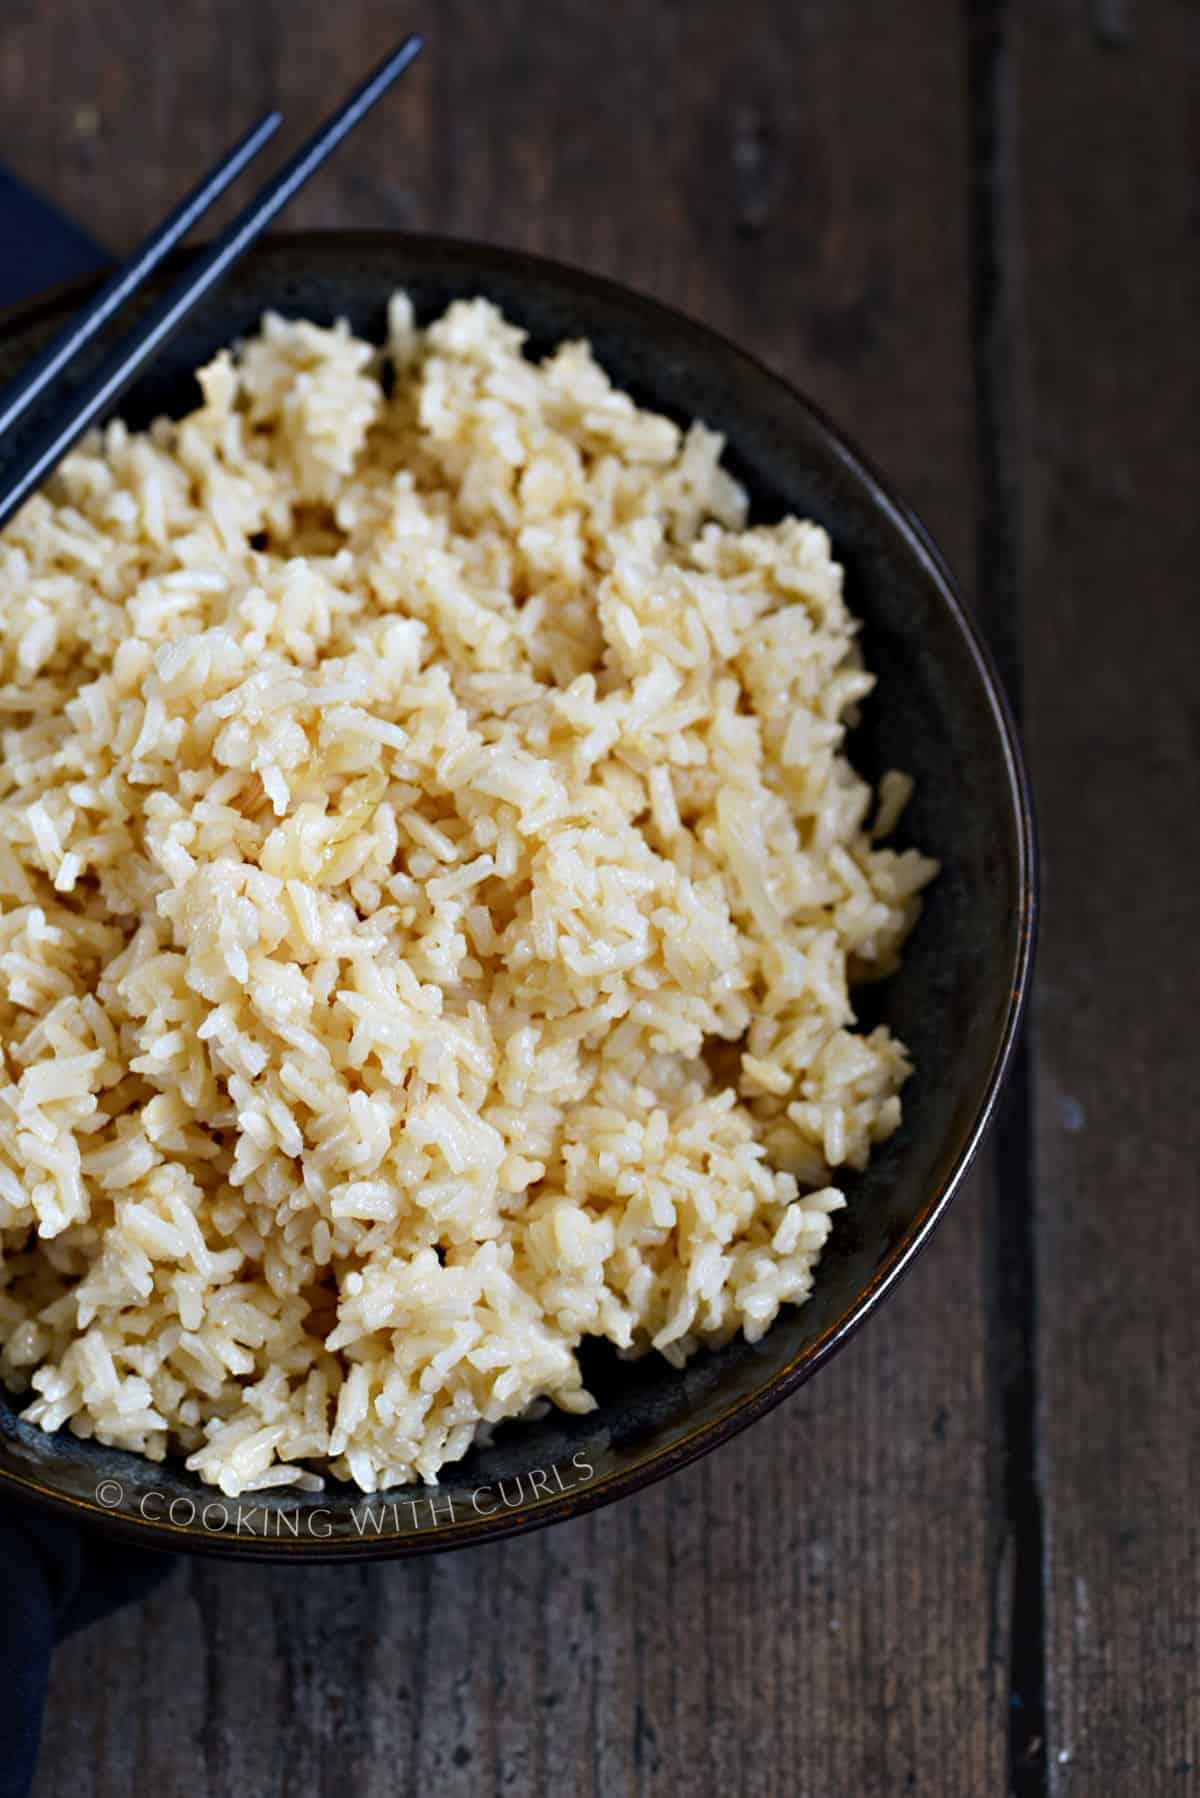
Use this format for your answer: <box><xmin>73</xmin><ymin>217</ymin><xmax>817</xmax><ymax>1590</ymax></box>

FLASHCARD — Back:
<box><xmin>1</xmin><ymin>3</ymin><xmax>1195</xmax><ymax>1792</ymax></box>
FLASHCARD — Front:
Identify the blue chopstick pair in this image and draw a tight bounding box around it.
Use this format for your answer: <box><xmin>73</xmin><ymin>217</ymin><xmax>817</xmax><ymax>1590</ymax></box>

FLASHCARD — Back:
<box><xmin>0</xmin><ymin>32</ymin><xmax>422</xmax><ymax>534</ymax></box>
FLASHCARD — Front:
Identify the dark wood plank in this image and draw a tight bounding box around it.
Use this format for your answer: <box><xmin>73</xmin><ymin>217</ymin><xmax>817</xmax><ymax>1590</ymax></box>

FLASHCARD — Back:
<box><xmin>2</xmin><ymin>3</ymin><xmax>1004</xmax><ymax>1792</ymax></box>
<box><xmin>1016</xmin><ymin>3</ymin><xmax>1200</xmax><ymax>1791</ymax></box>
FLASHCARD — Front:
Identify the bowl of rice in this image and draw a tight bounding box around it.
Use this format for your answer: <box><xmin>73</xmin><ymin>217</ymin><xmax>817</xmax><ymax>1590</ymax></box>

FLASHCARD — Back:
<box><xmin>0</xmin><ymin>236</ymin><xmax>1034</xmax><ymax>1557</ymax></box>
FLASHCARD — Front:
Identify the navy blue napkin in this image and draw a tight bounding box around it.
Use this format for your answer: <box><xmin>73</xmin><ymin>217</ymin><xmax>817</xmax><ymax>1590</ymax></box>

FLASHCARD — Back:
<box><xmin>0</xmin><ymin>1502</ymin><xmax>172</xmax><ymax>1798</ymax></box>
<box><xmin>0</xmin><ymin>166</ymin><xmax>173</xmax><ymax>1798</ymax></box>
<box><xmin>0</xmin><ymin>166</ymin><xmax>108</xmax><ymax>311</ymax></box>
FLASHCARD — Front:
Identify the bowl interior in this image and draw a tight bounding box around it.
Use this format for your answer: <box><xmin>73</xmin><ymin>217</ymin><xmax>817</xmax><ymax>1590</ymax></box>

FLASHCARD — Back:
<box><xmin>0</xmin><ymin>237</ymin><xmax>1032</xmax><ymax>1555</ymax></box>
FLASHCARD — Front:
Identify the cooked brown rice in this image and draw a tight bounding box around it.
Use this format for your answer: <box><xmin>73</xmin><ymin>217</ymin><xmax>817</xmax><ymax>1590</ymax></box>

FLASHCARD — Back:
<box><xmin>0</xmin><ymin>296</ymin><xmax>937</xmax><ymax>1495</ymax></box>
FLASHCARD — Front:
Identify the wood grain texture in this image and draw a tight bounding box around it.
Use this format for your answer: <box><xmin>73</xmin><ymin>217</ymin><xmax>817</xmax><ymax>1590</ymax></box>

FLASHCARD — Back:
<box><xmin>8</xmin><ymin>5</ymin><xmax>997</xmax><ymax>1795</ymax></box>
<box><xmin>1015</xmin><ymin>2</ymin><xmax>1200</xmax><ymax>1792</ymax></box>
<box><xmin>10</xmin><ymin>0</ymin><xmax>1193</xmax><ymax>1792</ymax></box>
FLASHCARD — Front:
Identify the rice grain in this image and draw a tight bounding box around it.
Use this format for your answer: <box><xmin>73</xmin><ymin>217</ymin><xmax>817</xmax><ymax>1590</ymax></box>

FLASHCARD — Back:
<box><xmin>0</xmin><ymin>296</ymin><xmax>936</xmax><ymax>1495</ymax></box>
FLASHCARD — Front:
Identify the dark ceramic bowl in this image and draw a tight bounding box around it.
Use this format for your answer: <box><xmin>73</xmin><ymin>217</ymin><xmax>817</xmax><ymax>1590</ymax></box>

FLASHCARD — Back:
<box><xmin>0</xmin><ymin>235</ymin><xmax>1035</xmax><ymax>1558</ymax></box>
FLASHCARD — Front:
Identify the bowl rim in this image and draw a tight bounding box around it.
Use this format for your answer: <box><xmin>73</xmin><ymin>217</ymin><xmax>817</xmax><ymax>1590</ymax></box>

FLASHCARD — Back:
<box><xmin>0</xmin><ymin>230</ymin><xmax>1037</xmax><ymax>1558</ymax></box>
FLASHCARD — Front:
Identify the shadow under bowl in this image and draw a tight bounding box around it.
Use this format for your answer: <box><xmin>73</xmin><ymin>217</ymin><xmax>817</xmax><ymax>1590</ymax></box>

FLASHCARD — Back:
<box><xmin>0</xmin><ymin>234</ymin><xmax>1036</xmax><ymax>1558</ymax></box>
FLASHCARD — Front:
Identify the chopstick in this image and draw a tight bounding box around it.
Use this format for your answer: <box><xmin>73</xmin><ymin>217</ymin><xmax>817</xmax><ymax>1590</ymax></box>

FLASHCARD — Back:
<box><xmin>0</xmin><ymin>111</ymin><xmax>282</xmax><ymax>443</ymax></box>
<box><xmin>0</xmin><ymin>32</ymin><xmax>423</xmax><ymax>534</ymax></box>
